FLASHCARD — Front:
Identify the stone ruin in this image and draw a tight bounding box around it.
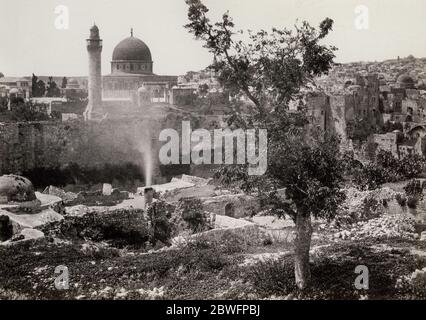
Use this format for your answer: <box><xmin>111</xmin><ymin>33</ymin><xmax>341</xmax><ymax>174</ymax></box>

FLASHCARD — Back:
<box><xmin>0</xmin><ymin>173</ymin><xmax>266</xmax><ymax>250</ymax></box>
<box><xmin>0</xmin><ymin>174</ymin><xmax>37</xmax><ymax>204</ymax></box>
<box><xmin>0</xmin><ymin>174</ymin><xmax>64</xmax><ymax>244</ymax></box>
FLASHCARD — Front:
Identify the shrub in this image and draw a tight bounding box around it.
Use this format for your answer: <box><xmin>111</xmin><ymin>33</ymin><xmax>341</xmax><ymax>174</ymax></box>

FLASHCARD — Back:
<box><xmin>407</xmin><ymin>196</ymin><xmax>418</xmax><ymax>209</ymax></box>
<box><xmin>404</xmin><ymin>179</ymin><xmax>424</xmax><ymax>198</ymax></box>
<box><xmin>353</xmin><ymin>152</ymin><xmax>426</xmax><ymax>190</ymax></box>
<box><xmin>247</xmin><ymin>257</ymin><xmax>295</xmax><ymax>296</ymax></box>
<box><xmin>41</xmin><ymin>209</ymin><xmax>150</xmax><ymax>248</ymax></box>
<box><xmin>352</xmin><ymin>163</ymin><xmax>388</xmax><ymax>190</ymax></box>
<box><xmin>173</xmin><ymin>197</ymin><xmax>213</xmax><ymax>233</ymax></box>
<box><xmin>395</xmin><ymin>194</ymin><xmax>407</xmax><ymax>207</ymax></box>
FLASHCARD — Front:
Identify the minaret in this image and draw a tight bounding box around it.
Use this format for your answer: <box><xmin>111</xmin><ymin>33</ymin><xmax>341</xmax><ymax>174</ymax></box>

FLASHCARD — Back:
<box><xmin>84</xmin><ymin>24</ymin><xmax>104</xmax><ymax>121</ymax></box>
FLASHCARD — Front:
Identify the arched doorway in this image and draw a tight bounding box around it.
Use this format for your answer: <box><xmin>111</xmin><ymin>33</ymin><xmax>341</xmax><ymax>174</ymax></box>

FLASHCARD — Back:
<box><xmin>225</xmin><ymin>203</ymin><xmax>235</xmax><ymax>217</ymax></box>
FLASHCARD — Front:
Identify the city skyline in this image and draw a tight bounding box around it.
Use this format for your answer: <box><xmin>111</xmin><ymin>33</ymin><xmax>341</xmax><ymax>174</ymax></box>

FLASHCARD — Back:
<box><xmin>1</xmin><ymin>0</ymin><xmax>426</xmax><ymax>77</ymax></box>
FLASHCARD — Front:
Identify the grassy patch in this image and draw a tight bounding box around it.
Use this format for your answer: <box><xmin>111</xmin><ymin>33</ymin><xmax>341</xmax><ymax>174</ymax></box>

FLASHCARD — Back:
<box><xmin>0</xmin><ymin>236</ymin><xmax>425</xmax><ymax>300</ymax></box>
<box><xmin>245</xmin><ymin>239</ymin><xmax>426</xmax><ymax>299</ymax></box>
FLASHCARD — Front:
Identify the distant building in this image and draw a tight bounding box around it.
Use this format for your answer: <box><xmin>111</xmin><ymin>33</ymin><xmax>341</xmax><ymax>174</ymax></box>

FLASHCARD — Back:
<box><xmin>84</xmin><ymin>25</ymin><xmax>178</xmax><ymax>120</ymax></box>
<box><xmin>0</xmin><ymin>77</ymin><xmax>31</xmax><ymax>98</ymax></box>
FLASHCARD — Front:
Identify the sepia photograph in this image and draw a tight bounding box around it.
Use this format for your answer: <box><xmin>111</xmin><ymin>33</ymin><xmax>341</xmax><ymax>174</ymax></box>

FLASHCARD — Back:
<box><xmin>0</xmin><ymin>0</ymin><xmax>426</xmax><ymax>310</ymax></box>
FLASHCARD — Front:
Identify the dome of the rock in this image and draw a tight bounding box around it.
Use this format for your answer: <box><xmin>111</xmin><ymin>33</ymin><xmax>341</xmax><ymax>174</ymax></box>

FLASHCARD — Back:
<box><xmin>112</xmin><ymin>36</ymin><xmax>152</xmax><ymax>62</ymax></box>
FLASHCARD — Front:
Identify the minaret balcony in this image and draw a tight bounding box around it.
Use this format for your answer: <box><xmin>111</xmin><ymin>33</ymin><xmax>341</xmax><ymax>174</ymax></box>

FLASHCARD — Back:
<box><xmin>86</xmin><ymin>39</ymin><xmax>103</xmax><ymax>49</ymax></box>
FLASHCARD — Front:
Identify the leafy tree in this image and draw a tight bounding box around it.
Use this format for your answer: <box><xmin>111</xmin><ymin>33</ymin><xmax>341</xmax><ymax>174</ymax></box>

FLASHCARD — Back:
<box><xmin>61</xmin><ymin>77</ymin><xmax>68</xmax><ymax>89</ymax></box>
<box><xmin>185</xmin><ymin>0</ymin><xmax>343</xmax><ymax>289</ymax></box>
<box><xmin>37</xmin><ymin>80</ymin><xmax>46</xmax><ymax>97</ymax></box>
<box><xmin>31</xmin><ymin>74</ymin><xmax>39</xmax><ymax>97</ymax></box>
<box><xmin>46</xmin><ymin>77</ymin><xmax>61</xmax><ymax>97</ymax></box>
<box><xmin>32</xmin><ymin>74</ymin><xmax>47</xmax><ymax>97</ymax></box>
<box><xmin>352</xmin><ymin>150</ymin><xmax>425</xmax><ymax>190</ymax></box>
<box><xmin>198</xmin><ymin>83</ymin><xmax>209</xmax><ymax>95</ymax></box>
<box><xmin>352</xmin><ymin>163</ymin><xmax>388</xmax><ymax>191</ymax></box>
<box><xmin>404</xmin><ymin>179</ymin><xmax>423</xmax><ymax>198</ymax></box>
<box><xmin>0</xmin><ymin>72</ymin><xmax>4</xmax><ymax>78</ymax></box>
<box><xmin>8</xmin><ymin>99</ymin><xmax>51</xmax><ymax>121</ymax></box>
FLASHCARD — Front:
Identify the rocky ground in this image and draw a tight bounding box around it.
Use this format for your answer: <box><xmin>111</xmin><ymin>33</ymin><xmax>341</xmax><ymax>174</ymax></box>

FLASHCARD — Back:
<box><xmin>1</xmin><ymin>175</ymin><xmax>426</xmax><ymax>300</ymax></box>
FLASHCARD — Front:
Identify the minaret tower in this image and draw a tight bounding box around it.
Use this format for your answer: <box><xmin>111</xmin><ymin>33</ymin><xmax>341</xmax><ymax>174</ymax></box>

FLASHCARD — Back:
<box><xmin>84</xmin><ymin>24</ymin><xmax>104</xmax><ymax>121</ymax></box>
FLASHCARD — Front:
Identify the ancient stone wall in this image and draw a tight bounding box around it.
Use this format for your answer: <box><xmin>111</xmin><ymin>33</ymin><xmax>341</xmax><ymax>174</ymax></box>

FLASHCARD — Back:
<box><xmin>0</xmin><ymin>113</ymin><xmax>225</xmax><ymax>181</ymax></box>
<box><xmin>0</xmin><ymin>120</ymin><xmax>161</xmax><ymax>176</ymax></box>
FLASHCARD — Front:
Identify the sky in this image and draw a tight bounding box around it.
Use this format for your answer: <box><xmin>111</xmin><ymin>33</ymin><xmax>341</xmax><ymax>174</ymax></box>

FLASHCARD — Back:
<box><xmin>1</xmin><ymin>0</ymin><xmax>425</xmax><ymax>77</ymax></box>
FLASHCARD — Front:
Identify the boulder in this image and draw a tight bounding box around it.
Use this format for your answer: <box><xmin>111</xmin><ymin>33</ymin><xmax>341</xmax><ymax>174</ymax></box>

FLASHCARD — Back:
<box><xmin>0</xmin><ymin>228</ymin><xmax>45</xmax><ymax>245</ymax></box>
<box><xmin>0</xmin><ymin>208</ymin><xmax>64</xmax><ymax>233</ymax></box>
<box><xmin>11</xmin><ymin>228</ymin><xmax>44</xmax><ymax>242</ymax></box>
<box><xmin>420</xmin><ymin>231</ymin><xmax>426</xmax><ymax>242</ymax></box>
<box><xmin>0</xmin><ymin>174</ymin><xmax>37</xmax><ymax>203</ymax></box>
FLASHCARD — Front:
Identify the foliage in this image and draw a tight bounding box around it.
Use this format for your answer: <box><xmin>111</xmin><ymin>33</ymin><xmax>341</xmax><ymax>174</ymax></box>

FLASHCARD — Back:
<box><xmin>246</xmin><ymin>241</ymin><xmax>425</xmax><ymax>299</ymax></box>
<box><xmin>31</xmin><ymin>74</ymin><xmax>46</xmax><ymax>97</ymax></box>
<box><xmin>61</xmin><ymin>77</ymin><xmax>68</xmax><ymax>89</ymax></box>
<box><xmin>270</xmin><ymin>132</ymin><xmax>346</xmax><ymax>220</ymax></box>
<box><xmin>198</xmin><ymin>83</ymin><xmax>209</xmax><ymax>95</ymax></box>
<box><xmin>395</xmin><ymin>194</ymin><xmax>407</xmax><ymax>207</ymax></box>
<box><xmin>185</xmin><ymin>0</ymin><xmax>344</xmax><ymax>220</ymax></box>
<box><xmin>185</xmin><ymin>0</ymin><xmax>336</xmax><ymax>114</ymax></box>
<box><xmin>352</xmin><ymin>163</ymin><xmax>388</xmax><ymax>191</ymax></box>
<box><xmin>352</xmin><ymin>151</ymin><xmax>426</xmax><ymax>190</ymax></box>
<box><xmin>7</xmin><ymin>99</ymin><xmax>51</xmax><ymax>122</ymax></box>
<box><xmin>46</xmin><ymin>76</ymin><xmax>61</xmax><ymax>97</ymax></box>
<box><xmin>377</xmin><ymin>150</ymin><xmax>424</xmax><ymax>179</ymax></box>
<box><xmin>404</xmin><ymin>179</ymin><xmax>424</xmax><ymax>198</ymax></box>
<box><xmin>0</xmin><ymin>96</ymin><xmax>8</xmax><ymax>111</ymax></box>
<box><xmin>146</xmin><ymin>200</ymin><xmax>174</xmax><ymax>246</ymax></box>
<box><xmin>404</xmin><ymin>179</ymin><xmax>424</xmax><ymax>209</ymax></box>
<box><xmin>173</xmin><ymin>197</ymin><xmax>212</xmax><ymax>233</ymax></box>
<box><xmin>0</xmin><ymin>233</ymin><xmax>424</xmax><ymax>299</ymax></box>
<box><xmin>185</xmin><ymin>0</ymin><xmax>344</xmax><ymax>289</ymax></box>
<box><xmin>406</xmin><ymin>196</ymin><xmax>418</xmax><ymax>209</ymax></box>
<box><xmin>40</xmin><ymin>209</ymin><xmax>150</xmax><ymax>249</ymax></box>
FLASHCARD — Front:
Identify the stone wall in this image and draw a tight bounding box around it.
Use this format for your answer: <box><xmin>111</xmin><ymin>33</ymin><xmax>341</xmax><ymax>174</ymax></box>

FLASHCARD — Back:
<box><xmin>0</xmin><ymin>114</ymin><xmax>226</xmax><ymax>182</ymax></box>
<box><xmin>0</xmin><ymin>119</ymin><xmax>162</xmax><ymax>178</ymax></box>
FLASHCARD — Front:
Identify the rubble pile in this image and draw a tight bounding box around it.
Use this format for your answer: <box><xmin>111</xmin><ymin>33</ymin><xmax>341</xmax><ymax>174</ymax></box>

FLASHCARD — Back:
<box><xmin>333</xmin><ymin>214</ymin><xmax>417</xmax><ymax>241</ymax></box>
<box><xmin>332</xmin><ymin>187</ymin><xmax>403</xmax><ymax>227</ymax></box>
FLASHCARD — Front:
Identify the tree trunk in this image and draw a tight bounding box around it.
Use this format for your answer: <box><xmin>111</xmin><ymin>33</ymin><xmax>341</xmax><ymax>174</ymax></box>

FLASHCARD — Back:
<box><xmin>294</xmin><ymin>213</ymin><xmax>313</xmax><ymax>290</ymax></box>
